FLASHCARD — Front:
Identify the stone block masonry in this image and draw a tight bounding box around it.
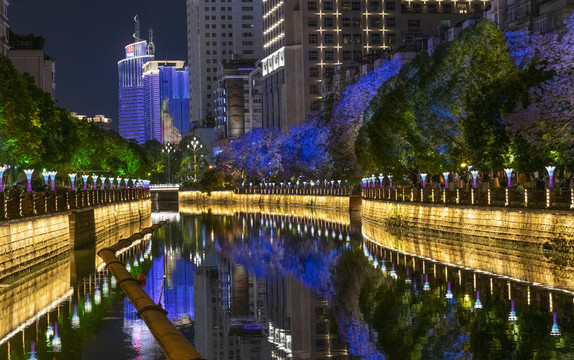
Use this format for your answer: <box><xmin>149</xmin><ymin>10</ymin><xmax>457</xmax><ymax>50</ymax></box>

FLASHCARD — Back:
<box><xmin>0</xmin><ymin>199</ymin><xmax>151</xmax><ymax>282</ymax></box>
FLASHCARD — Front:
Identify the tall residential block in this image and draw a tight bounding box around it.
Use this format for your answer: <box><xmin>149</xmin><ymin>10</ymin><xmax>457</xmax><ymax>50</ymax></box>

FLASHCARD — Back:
<box><xmin>486</xmin><ymin>0</ymin><xmax>573</xmax><ymax>33</ymax></box>
<box><xmin>262</xmin><ymin>0</ymin><xmax>487</xmax><ymax>132</ymax></box>
<box><xmin>0</xmin><ymin>0</ymin><xmax>7</xmax><ymax>56</ymax></box>
<box><xmin>214</xmin><ymin>59</ymin><xmax>262</xmax><ymax>139</ymax></box>
<box><xmin>143</xmin><ymin>60</ymin><xmax>190</xmax><ymax>145</ymax></box>
<box><xmin>186</xmin><ymin>0</ymin><xmax>264</xmax><ymax>128</ymax></box>
<box><xmin>8</xmin><ymin>32</ymin><xmax>55</xmax><ymax>99</ymax></box>
<box><xmin>118</xmin><ymin>40</ymin><xmax>154</xmax><ymax>144</ymax></box>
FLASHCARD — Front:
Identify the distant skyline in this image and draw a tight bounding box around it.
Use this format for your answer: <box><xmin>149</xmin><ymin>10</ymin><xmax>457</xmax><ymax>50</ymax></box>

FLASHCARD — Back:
<box><xmin>9</xmin><ymin>0</ymin><xmax>188</xmax><ymax>130</ymax></box>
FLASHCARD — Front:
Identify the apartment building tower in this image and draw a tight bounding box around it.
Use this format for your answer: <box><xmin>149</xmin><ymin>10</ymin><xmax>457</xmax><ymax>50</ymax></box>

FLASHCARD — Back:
<box><xmin>186</xmin><ymin>0</ymin><xmax>264</xmax><ymax>129</ymax></box>
<box><xmin>262</xmin><ymin>0</ymin><xmax>487</xmax><ymax>132</ymax></box>
<box><xmin>0</xmin><ymin>0</ymin><xmax>8</xmax><ymax>56</ymax></box>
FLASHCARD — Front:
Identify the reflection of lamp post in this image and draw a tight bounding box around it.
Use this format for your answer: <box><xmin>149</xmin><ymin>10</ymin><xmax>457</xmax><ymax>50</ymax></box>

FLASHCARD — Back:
<box><xmin>24</xmin><ymin>169</ymin><xmax>34</xmax><ymax>192</ymax></box>
<box><xmin>508</xmin><ymin>300</ymin><xmax>517</xmax><ymax>321</ymax></box>
<box><xmin>187</xmin><ymin>137</ymin><xmax>202</xmax><ymax>182</ymax></box>
<box><xmin>162</xmin><ymin>142</ymin><xmax>174</xmax><ymax>184</ymax></box>
<box><xmin>551</xmin><ymin>312</ymin><xmax>560</xmax><ymax>336</ymax></box>
<box><xmin>546</xmin><ymin>166</ymin><xmax>556</xmax><ymax>188</ymax></box>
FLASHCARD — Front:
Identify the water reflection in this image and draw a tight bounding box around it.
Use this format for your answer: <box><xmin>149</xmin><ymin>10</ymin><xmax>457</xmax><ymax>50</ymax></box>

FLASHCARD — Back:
<box><xmin>3</xmin><ymin>207</ymin><xmax>574</xmax><ymax>359</ymax></box>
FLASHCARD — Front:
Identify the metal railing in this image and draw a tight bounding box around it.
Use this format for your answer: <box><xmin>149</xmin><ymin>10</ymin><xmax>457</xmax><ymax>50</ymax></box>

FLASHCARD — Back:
<box><xmin>362</xmin><ymin>186</ymin><xmax>574</xmax><ymax>210</ymax></box>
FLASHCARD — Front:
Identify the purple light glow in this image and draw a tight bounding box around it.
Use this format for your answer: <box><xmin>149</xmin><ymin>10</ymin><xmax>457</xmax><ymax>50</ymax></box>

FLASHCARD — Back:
<box><xmin>68</xmin><ymin>173</ymin><xmax>77</xmax><ymax>191</ymax></box>
<box><xmin>504</xmin><ymin>168</ymin><xmax>513</xmax><ymax>188</ymax></box>
<box><xmin>24</xmin><ymin>169</ymin><xmax>34</xmax><ymax>192</ymax></box>
<box><xmin>443</xmin><ymin>172</ymin><xmax>449</xmax><ymax>188</ymax></box>
<box><xmin>421</xmin><ymin>173</ymin><xmax>427</xmax><ymax>189</ymax></box>
<box><xmin>82</xmin><ymin>175</ymin><xmax>89</xmax><ymax>190</ymax></box>
<box><xmin>546</xmin><ymin>166</ymin><xmax>555</xmax><ymax>188</ymax></box>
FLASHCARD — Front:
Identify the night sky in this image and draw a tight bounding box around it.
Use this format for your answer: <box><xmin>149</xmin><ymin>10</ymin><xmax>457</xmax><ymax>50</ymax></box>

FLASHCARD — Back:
<box><xmin>9</xmin><ymin>0</ymin><xmax>189</xmax><ymax>130</ymax></box>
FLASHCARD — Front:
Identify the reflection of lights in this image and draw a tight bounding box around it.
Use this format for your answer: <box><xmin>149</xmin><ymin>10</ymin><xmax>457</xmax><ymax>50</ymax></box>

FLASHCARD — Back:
<box><xmin>381</xmin><ymin>259</ymin><xmax>386</xmax><ymax>273</ymax></box>
<box><xmin>126</xmin><ymin>263</ymin><xmax>132</xmax><ymax>272</ymax></box>
<box><xmin>29</xmin><ymin>341</ymin><xmax>37</xmax><ymax>360</ymax></box>
<box><xmin>373</xmin><ymin>257</ymin><xmax>379</xmax><ymax>268</ymax></box>
<box><xmin>134</xmin><ymin>257</ymin><xmax>139</xmax><ymax>267</ymax></box>
<box><xmin>95</xmin><ymin>285</ymin><xmax>102</xmax><ymax>305</ymax></box>
<box><xmin>405</xmin><ymin>268</ymin><xmax>411</xmax><ymax>284</ymax></box>
<box><xmin>85</xmin><ymin>294</ymin><xmax>92</xmax><ymax>313</ymax></box>
<box><xmin>103</xmin><ymin>276</ymin><xmax>109</xmax><ymax>296</ymax></box>
<box><xmin>551</xmin><ymin>312</ymin><xmax>560</xmax><ymax>336</ymax></box>
<box><xmin>446</xmin><ymin>282</ymin><xmax>453</xmax><ymax>299</ymax></box>
<box><xmin>46</xmin><ymin>324</ymin><xmax>54</xmax><ymax>339</ymax></box>
<box><xmin>423</xmin><ymin>275</ymin><xmax>430</xmax><ymax>291</ymax></box>
<box><xmin>346</xmin><ymin>232</ymin><xmax>350</xmax><ymax>241</ymax></box>
<box><xmin>318</xmin><ymin>229</ymin><xmax>322</xmax><ymax>236</ymax></box>
<box><xmin>72</xmin><ymin>304</ymin><xmax>80</xmax><ymax>329</ymax></box>
<box><xmin>52</xmin><ymin>323</ymin><xmax>61</xmax><ymax>352</ymax></box>
<box><xmin>474</xmin><ymin>291</ymin><xmax>483</xmax><ymax>309</ymax></box>
<box><xmin>508</xmin><ymin>300</ymin><xmax>517</xmax><ymax>321</ymax></box>
<box><xmin>390</xmin><ymin>264</ymin><xmax>397</xmax><ymax>279</ymax></box>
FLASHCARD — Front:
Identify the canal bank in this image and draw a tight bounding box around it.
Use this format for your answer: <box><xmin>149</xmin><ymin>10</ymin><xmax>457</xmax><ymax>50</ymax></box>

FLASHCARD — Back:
<box><xmin>0</xmin><ymin>199</ymin><xmax>151</xmax><ymax>281</ymax></box>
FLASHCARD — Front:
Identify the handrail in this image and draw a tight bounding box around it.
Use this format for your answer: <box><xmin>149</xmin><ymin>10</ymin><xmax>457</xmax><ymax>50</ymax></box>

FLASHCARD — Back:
<box><xmin>97</xmin><ymin>221</ymin><xmax>204</xmax><ymax>360</ymax></box>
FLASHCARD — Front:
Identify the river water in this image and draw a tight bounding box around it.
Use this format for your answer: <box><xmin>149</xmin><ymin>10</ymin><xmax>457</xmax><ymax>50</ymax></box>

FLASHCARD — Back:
<box><xmin>1</xmin><ymin>208</ymin><xmax>574</xmax><ymax>359</ymax></box>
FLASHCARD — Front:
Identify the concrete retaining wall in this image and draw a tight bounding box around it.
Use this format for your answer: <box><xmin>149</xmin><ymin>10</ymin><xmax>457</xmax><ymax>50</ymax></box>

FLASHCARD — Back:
<box><xmin>179</xmin><ymin>190</ymin><xmax>358</xmax><ymax>211</ymax></box>
<box><xmin>0</xmin><ymin>199</ymin><xmax>151</xmax><ymax>281</ymax></box>
<box><xmin>361</xmin><ymin>200</ymin><xmax>574</xmax><ymax>251</ymax></box>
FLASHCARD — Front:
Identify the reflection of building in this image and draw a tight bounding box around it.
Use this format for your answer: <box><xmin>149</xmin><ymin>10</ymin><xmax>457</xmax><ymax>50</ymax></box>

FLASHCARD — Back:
<box><xmin>0</xmin><ymin>0</ymin><xmax>8</xmax><ymax>56</ymax></box>
<box><xmin>214</xmin><ymin>59</ymin><xmax>262</xmax><ymax>139</ymax></box>
<box><xmin>70</xmin><ymin>112</ymin><xmax>113</xmax><ymax>132</ymax></box>
<box><xmin>8</xmin><ymin>31</ymin><xmax>55</xmax><ymax>99</ymax></box>
<box><xmin>143</xmin><ymin>60</ymin><xmax>190</xmax><ymax>144</ymax></box>
<box><xmin>118</xmin><ymin>40</ymin><xmax>154</xmax><ymax>144</ymax></box>
<box><xmin>261</xmin><ymin>0</ymin><xmax>485</xmax><ymax>132</ymax></box>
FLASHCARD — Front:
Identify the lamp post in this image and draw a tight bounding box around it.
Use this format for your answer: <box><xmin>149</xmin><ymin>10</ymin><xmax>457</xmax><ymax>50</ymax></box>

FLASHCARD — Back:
<box><xmin>48</xmin><ymin>171</ymin><xmax>57</xmax><ymax>191</ymax></box>
<box><xmin>162</xmin><ymin>142</ymin><xmax>174</xmax><ymax>184</ymax></box>
<box><xmin>24</xmin><ymin>169</ymin><xmax>34</xmax><ymax>192</ymax></box>
<box><xmin>504</xmin><ymin>168</ymin><xmax>513</xmax><ymax>188</ymax></box>
<box><xmin>68</xmin><ymin>173</ymin><xmax>77</xmax><ymax>191</ymax></box>
<box><xmin>82</xmin><ymin>175</ymin><xmax>89</xmax><ymax>190</ymax></box>
<box><xmin>545</xmin><ymin>166</ymin><xmax>556</xmax><ymax>188</ymax></box>
<box><xmin>187</xmin><ymin>137</ymin><xmax>203</xmax><ymax>182</ymax></box>
<box><xmin>421</xmin><ymin>173</ymin><xmax>428</xmax><ymax>189</ymax></box>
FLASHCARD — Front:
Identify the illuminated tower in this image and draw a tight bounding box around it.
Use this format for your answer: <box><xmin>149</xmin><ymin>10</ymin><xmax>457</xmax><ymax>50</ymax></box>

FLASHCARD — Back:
<box><xmin>143</xmin><ymin>60</ymin><xmax>189</xmax><ymax>144</ymax></box>
<box><xmin>118</xmin><ymin>17</ymin><xmax>154</xmax><ymax>144</ymax></box>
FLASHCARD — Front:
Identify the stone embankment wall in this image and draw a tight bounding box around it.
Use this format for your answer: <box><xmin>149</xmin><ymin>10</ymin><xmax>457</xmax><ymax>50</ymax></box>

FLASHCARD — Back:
<box><xmin>361</xmin><ymin>199</ymin><xmax>574</xmax><ymax>290</ymax></box>
<box><xmin>0</xmin><ymin>199</ymin><xmax>151</xmax><ymax>281</ymax></box>
<box><xmin>179</xmin><ymin>190</ymin><xmax>360</xmax><ymax>211</ymax></box>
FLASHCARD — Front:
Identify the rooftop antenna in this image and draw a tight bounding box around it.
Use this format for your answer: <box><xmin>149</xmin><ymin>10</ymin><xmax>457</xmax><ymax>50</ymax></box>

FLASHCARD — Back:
<box><xmin>133</xmin><ymin>15</ymin><xmax>141</xmax><ymax>42</ymax></box>
<box><xmin>147</xmin><ymin>28</ymin><xmax>155</xmax><ymax>55</ymax></box>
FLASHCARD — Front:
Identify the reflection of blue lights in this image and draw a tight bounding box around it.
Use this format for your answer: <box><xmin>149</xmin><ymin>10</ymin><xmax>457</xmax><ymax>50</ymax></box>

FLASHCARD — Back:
<box><xmin>244</xmin><ymin>324</ymin><xmax>261</xmax><ymax>330</ymax></box>
<box><xmin>72</xmin><ymin>304</ymin><xmax>80</xmax><ymax>329</ymax></box>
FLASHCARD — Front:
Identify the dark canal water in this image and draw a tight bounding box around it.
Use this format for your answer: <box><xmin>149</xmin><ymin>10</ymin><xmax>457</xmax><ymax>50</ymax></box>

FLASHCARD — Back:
<box><xmin>2</xmin><ymin>209</ymin><xmax>574</xmax><ymax>359</ymax></box>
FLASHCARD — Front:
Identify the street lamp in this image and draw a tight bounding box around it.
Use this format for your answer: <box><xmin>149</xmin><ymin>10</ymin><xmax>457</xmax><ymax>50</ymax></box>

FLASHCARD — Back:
<box><xmin>162</xmin><ymin>142</ymin><xmax>174</xmax><ymax>184</ymax></box>
<box><xmin>187</xmin><ymin>137</ymin><xmax>203</xmax><ymax>182</ymax></box>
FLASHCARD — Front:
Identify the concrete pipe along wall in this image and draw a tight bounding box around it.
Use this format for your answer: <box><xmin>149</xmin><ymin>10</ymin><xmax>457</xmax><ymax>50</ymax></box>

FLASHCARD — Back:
<box><xmin>97</xmin><ymin>221</ymin><xmax>204</xmax><ymax>360</ymax></box>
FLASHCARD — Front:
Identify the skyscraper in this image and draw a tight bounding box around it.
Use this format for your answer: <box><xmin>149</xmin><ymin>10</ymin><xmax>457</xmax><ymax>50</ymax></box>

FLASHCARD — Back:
<box><xmin>0</xmin><ymin>0</ymin><xmax>9</xmax><ymax>56</ymax></box>
<box><xmin>186</xmin><ymin>0</ymin><xmax>264</xmax><ymax>129</ymax></box>
<box><xmin>262</xmin><ymin>0</ymin><xmax>488</xmax><ymax>132</ymax></box>
<box><xmin>118</xmin><ymin>40</ymin><xmax>154</xmax><ymax>144</ymax></box>
<box><xmin>143</xmin><ymin>60</ymin><xmax>190</xmax><ymax>144</ymax></box>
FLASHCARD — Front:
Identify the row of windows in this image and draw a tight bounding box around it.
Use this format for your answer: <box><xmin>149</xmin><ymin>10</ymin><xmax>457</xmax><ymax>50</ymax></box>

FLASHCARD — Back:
<box><xmin>205</xmin><ymin>33</ymin><xmax>234</xmax><ymax>38</ymax></box>
<box><xmin>308</xmin><ymin>0</ymin><xmax>387</xmax><ymax>11</ymax></box>
<box><xmin>205</xmin><ymin>15</ymin><xmax>233</xmax><ymax>20</ymax></box>
<box><xmin>401</xmin><ymin>2</ymin><xmax>482</xmax><ymax>14</ymax></box>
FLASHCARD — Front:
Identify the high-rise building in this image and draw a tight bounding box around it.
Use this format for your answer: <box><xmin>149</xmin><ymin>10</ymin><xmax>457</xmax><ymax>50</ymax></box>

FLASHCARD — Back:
<box><xmin>143</xmin><ymin>60</ymin><xmax>190</xmax><ymax>144</ymax></box>
<box><xmin>262</xmin><ymin>0</ymin><xmax>487</xmax><ymax>132</ymax></box>
<box><xmin>213</xmin><ymin>59</ymin><xmax>262</xmax><ymax>140</ymax></box>
<box><xmin>486</xmin><ymin>0</ymin><xmax>572</xmax><ymax>33</ymax></box>
<box><xmin>118</xmin><ymin>40</ymin><xmax>154</xmax><ymax>144</ymax></box>
<box><xmin>0</xmin><ymin>0</ymin><xmax>8</xmax><ymax>56</ymax></box>
<box><xmin>186</xmin><ymin>0</ymin><xmax>264</xmax><ymax>129</ymax></box>
<box><xmin>8</xmin><ymin>32</ymin><xmax>55</xmax><ymax>99</ymax></box>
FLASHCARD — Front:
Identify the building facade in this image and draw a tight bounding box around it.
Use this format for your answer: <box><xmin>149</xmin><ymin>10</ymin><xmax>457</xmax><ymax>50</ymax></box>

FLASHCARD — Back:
<box><xmin>118</xmin><ymin>40</ymin><xmax>154</xmax><ymax>144</ymax></box>
<box><xmin>70</xmin><ymin>112</ymin><xmax>113</xmax><ymax>132</ymax></box>
<box><xmin>262</xmin><ymin>0</ymin><xmax>486</xmax><ymax>132</ymax></box>
<box><xmin>186</xmin><ymin>0</ymin><xmax>264</xmax><ymax>129</ymax></box>
<box><xmin>143</xmin><ymin>60</ymin><xmax>190</xmax><ymax>145</ymax></box>
<box><xmin>214</xmin><ymin>59</ymin><xmax>262</xmax><ymax>140</ymax></box>
<box><xmin>0</xmin><ymin>0</ymin><xmax>8</xmax><ymax>56</ymax></box>
<box><xmin>486</xmin><ymin>0</ymin><xmax>573</xmax><ymax>33</ymax></box>
<box><xmin>8</xmin><ymin>32</ymin><xmax>56</xmax><ymax>99</ymax></box>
